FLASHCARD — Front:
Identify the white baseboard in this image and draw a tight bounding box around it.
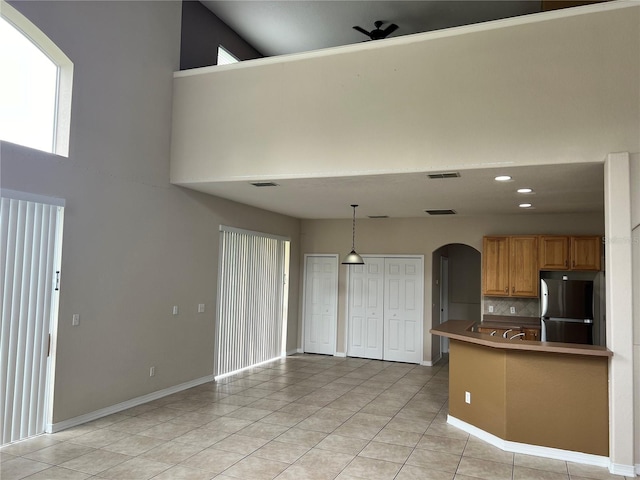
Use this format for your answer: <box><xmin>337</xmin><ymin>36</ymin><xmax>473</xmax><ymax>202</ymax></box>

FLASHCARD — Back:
<box><xmin>334</xmin><ymin>352</ymin><xmax>346</xmax><ymax>357</ymax></box>
<box><xmin>609</xmin><ymin>463</ymin><xmax>636</xmax><ymax>477</ymax></box>
<box><xmin>447</xmin><ymin>415</ymin><xmax>615</xmax><ymax>471</ymax></box>
<box><xmin>422</xmin><ymin>353</ymin><xmax>443</xmax><ymax>367</ymax></box>
<box><xmin>47</xmin><ymin>374</ymin><xmax>214</xmax><ymax>433</ymax></box>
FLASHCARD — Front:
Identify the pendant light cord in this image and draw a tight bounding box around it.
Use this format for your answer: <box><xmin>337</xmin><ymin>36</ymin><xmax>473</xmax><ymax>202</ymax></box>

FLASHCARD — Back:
<box><xmin>351</xmin><ymin>204</ymin><xmax>358</xmax><ymax>250</ymax></box>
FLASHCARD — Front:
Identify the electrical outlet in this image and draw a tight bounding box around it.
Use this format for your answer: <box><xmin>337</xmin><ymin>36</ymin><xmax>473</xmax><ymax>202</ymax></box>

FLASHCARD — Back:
<box><xmin>149</xmin><ymin>366</ymin><xmax>155</xmax><ymax>377</ymax></box>
<box><xmin>198</xmin><ymin>303</ymin><xmax>205</xmax><ymax>313</ymax></box>
<box><xmin>465</xmin><ymin>391</ymin><xmax>471</xmax><ymax>404</ymax></box>
<box><xmin>172</xmin><ymin>305</ymin><xmax>179</xmax><ymax>315</ymax></box>
<box><xmin>72</xmin><ymin>314</ymin><xmax>80</xmax><ymax>326</ymax></box>
<box><xmin>510</xmin><ymin>306</ymin><xmax>516</xmax><ymax>314</ymax></box>
<box><xmin>488</xmin><ymin>305</ymin><xmax>494</xmax><ymax>313</ymax></box>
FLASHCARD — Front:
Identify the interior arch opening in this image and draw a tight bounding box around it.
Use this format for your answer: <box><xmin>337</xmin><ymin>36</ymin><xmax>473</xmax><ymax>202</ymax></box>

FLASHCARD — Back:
<box><xmin>431</xmin><ymin>243</ymin><xmax>481</xmax><ymax>361</ymax></box>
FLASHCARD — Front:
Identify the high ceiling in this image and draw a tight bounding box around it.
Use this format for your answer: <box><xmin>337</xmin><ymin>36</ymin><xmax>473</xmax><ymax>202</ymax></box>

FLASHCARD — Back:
<box><xmin>190</xmin><ymin>1</ymin><xmax>606</xmax><ymax>219</ymax></box>
<box><xmin>201</xmin><ymin>1</ymin><xmax>542</xmax><ymax>57</ymax></box>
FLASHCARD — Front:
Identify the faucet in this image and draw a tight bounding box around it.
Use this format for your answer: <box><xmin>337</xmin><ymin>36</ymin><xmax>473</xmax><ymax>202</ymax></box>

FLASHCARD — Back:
<box><xmin>502</xmin><ymin>329</ymin><xmax>513</xmax><ymax>338</ymax></box>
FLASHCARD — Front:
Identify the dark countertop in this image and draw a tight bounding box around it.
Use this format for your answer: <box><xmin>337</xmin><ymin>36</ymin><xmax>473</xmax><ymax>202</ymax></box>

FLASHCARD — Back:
<box><xmin>431</xmin><ymin>320</ymin><xmax>612</xmax><ymax>357</ymax></box>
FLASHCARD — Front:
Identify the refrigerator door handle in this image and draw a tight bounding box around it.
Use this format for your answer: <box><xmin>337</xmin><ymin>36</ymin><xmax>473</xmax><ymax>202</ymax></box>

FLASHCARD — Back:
<box><xmin>540</xmin><ymin>280</ymin><xmax>549</xmax><ymax>317</ymax></box>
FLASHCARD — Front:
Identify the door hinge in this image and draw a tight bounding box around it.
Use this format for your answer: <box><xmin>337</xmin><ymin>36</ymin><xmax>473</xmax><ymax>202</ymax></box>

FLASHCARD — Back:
<box><xmin>55</xmin><ymin>271</ymin><xmax>60</xmax><ymax>291</ymax></box>
<box><xmin>47</xmin><ymin>334</ymin><xmax>51</xmax><ymax>357</ymax></box>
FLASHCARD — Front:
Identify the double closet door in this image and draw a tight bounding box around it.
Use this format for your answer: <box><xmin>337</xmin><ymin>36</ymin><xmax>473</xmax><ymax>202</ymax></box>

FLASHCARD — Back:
<box><xmin>347</xmin><ymin>257</ymin><xmax>423</xmax><ymax>364</ymax></box>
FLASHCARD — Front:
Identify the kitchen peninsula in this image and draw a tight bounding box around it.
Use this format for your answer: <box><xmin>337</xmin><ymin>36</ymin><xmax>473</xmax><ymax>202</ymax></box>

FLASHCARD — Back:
<box><xmin>431</xmin><ymin>320</ymin><xmax>612</xmax><ymax>460</ymax></box>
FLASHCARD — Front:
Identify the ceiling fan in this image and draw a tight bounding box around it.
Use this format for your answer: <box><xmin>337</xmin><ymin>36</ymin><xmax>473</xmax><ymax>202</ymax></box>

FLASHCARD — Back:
<box><xmin>353</xmin><ymin>20</ymin><xmax>399</xmax><ymax>40</ymax></box>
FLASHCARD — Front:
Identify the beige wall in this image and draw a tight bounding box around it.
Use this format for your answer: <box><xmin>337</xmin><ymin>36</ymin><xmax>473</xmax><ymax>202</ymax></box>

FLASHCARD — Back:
<box><xmin>300</xmin><ymin>213</ymin><xmax>603</xmax><ymax>363</ymax></box>
<box><xmin>1</xmin><ymin>1</ymin><xmax>300</xmax><ymax>424</ymax></box>
<box><xmin>449</xmin><ymin>340</ymin><xmax>609</xmax><ymax>456</ymax></box>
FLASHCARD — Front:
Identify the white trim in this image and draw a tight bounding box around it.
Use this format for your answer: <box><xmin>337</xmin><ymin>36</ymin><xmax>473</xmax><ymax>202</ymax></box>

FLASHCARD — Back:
<box><xmin>421</xmin><ymin>357</ymin><xmax>438</xmax><ymax>367</ymax></box>
<box><xmin>174</xmin><ymin>0</ymin><xmax>634</xmax><ymax>78</ymax></box>
<box><xmin>0</xmin><ymin>189</ymin><xmax>65</xmax><ymax>207</ymax></box>
<box><xmin>608</xmin><ymin>463</ymin><xmax>636</xmax><ymax>477</ymax></box>
<box><xmin>447</xmin><ymin>415</ymin><xmax>613</xmax><ymax>470</ymax></box>
<box><xmin>47</xmin><ymin>375</ymin><xmax>214</xmax><ymax>433</ymax></box>
<box><xmin>635</xmin><ymin>463</ymin><xmax>640</xmax><ymax>475</ymax></box>
<box><xmin>334</xmin><ymin>352</ymin><xmax>346</xmax><ymax>358</ymax></box>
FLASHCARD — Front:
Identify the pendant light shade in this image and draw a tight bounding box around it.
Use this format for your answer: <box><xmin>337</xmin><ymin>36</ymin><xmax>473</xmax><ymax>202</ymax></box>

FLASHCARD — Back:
<box><xmin>342</xmin><ymin>204</ymin><xmax>365</xmax><ymax>265</ymax></box>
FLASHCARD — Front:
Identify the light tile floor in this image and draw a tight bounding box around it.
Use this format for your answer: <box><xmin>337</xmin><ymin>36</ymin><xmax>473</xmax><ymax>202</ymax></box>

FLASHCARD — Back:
<box><xmin>0</xmin><ymin>354</ymin><xmax>633</xmax><ymax>480</ymax></box>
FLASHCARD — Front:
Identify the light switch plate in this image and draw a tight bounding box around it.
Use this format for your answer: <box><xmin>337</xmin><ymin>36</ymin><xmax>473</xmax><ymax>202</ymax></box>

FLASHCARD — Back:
<box><xmin>198</xmin><ymin>304</ymin><xmax>205</xmax><ymax>313</ymax></box>
<box><xmin>72</xmin><ymin>314</ymin><xmax>80</xmax><ymax>326</ymax></box>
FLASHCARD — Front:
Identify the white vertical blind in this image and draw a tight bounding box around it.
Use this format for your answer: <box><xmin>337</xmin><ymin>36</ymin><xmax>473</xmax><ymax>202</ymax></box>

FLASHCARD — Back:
<box><xmin>1</xmin><ymin>195</ymin><xmax>62</xmax><ymax>445</ymax></box>
<box><xmin>215</xmin><ymin>227</ymin><xmax>289</xmax><ymax>378</ymax></box>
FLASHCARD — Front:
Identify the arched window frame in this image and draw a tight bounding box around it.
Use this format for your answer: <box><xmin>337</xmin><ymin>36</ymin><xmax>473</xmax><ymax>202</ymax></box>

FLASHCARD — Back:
<box><xmin>1</xmin><ymin>0</ymin><xmax>73</xmax><ymax>157</ymax></box>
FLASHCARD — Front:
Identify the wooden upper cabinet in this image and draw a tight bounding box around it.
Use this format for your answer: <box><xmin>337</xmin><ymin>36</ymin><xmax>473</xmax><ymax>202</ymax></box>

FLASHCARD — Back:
<box><xmin>571</xmin><ymin>236</ymin><xmax>601</xmax><ymax>271</ymax></box>
<box><xmin>539</xmin><ymin>235</ymin><xmax>601</xmax><ymax>271</ymax></box>
<box><xmin>539</xmin><ymin>236</ymin><xmax>570</xmax><ymax>270</ymax></box>
<box><xmin>482</xmin><ymin>236</ymin><xmax>538</xmax><ymax>297</ymax></box>
<box><xmin>509</xmin><ymin>236</ymin><xmax>538</xmax><ymax>297</ymax></box>
<box><xmin>482</xmin><ymin>237</ymin><xmax>510</xmax><ymax>296</ymax></box>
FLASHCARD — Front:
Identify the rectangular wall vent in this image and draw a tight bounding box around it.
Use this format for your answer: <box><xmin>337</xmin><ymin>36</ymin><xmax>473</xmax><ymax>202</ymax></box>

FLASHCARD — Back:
<box><xmin>250</xmin><ymin>182</ymin><xmax>279</xmax><ymax>187</ymax></box>
<box><xmin>368</xmin><ymin>215</ymin><xmax>389</xmax><ymax>219</ymax></box>
<box><xmin>425</xmin><ymin>209</ymin><xmax>457</xmax><ymax>215</ymax></box>
<box><xmin>427</xmin><ymin>172</ymin><xmax>460</xmax><ymax>179</ymax></box>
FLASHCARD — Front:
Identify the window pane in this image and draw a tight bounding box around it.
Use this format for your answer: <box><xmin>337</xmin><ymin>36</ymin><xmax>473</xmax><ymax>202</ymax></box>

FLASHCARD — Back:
<box><xmin>217</xmin><ymin>45</ymin><xmax>238</xmax><ymax>65</ymax></box>
<box><xmin>0</xmin><ymin>16</ymin><xmax>58</xmax><ymax>153</ymax></box>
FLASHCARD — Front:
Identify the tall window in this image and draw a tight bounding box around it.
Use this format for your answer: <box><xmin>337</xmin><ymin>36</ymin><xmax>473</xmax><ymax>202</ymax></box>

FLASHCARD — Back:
<box><xmin>0</xmin><ymin>1</ymin><xmax>73</xmax><ymax>156</ymax></box>
<box><xmin>216</xmin><ymin>226</ymin><xmax>290</xmax><ymax>378</ymax></box>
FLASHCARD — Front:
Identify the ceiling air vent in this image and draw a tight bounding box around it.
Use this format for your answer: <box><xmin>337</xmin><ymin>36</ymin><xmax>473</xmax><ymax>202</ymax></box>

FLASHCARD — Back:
<box><xmin>425</xmin><ymin>209</ymin><xmax>457</xmax><ymax>215</ymax></box>
<box><xmin>427</xmin><ymin>172</ymin><xmax>460</xmax><ymax>179</ymax></box>
<box><xmin>250</xmin><ymin>181</ymin><xmax>279</xmax><ymax>187</ymax></box>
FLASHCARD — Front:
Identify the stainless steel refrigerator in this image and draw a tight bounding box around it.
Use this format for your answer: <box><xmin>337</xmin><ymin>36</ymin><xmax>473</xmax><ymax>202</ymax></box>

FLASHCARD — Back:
<box><xmin>540</xmin><ymin>279</ymin><xmax>594</xmax><ymax>344</ymax></box>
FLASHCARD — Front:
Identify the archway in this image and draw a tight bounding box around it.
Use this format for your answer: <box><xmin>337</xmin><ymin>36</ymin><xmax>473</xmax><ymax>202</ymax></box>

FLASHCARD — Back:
<box><xmin>431</xmin><ymin>244</ymin><xmax>481</xmax><ymax>360</ymax></box>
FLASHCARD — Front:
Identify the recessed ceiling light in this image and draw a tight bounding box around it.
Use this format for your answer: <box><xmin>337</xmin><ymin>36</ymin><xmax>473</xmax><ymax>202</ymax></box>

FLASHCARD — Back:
<box><xmin>519</xmin><ymin>203</ymin><xmax>533</xmax><ymax>208</ymax></box>
<box><xmin>517</xmin><ymin>188</ymin><xmax>533</xmax><ymax>193</ymax></box>
<box><xmin>495</xmin><ymin>175</ymin><xmax>512</xmax><ymax>182</ymax></box>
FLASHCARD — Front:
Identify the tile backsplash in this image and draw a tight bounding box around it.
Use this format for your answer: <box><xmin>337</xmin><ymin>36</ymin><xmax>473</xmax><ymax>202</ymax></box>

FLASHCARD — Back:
<box><xmin>483</xmin><ymin>297</ymin><xmax>540</xmax><ymax>317</ymax></box>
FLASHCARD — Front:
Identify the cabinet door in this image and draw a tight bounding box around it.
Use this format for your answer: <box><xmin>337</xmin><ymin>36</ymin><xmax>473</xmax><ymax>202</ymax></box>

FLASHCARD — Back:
<box><xmin>539</xmin><ymin>236</ymin><xmax>569</xmax><ymax>270</ymax></box>
<box><xmin>509</xmin><ymin>236</ymin><xmax>539</xmax><ymax>297</ymax></box>
<box><xmin>523</xmin><ymin>328</ymin><xmax>540</xmax><ymax>341</ymax></box>
<box><xmin>571</xmin><ymin>236</ymin><xmax>601</xmax><ymax>271</ymax></box>
<box><xmin>482</xmin><ymin>237</ymin><xmax>509</xmax><ymax>296</ymax></box>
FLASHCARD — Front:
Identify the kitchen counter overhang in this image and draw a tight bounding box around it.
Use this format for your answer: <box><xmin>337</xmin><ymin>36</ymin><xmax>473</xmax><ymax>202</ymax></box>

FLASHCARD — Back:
<box><xmin>431</xmin><ymin>320</ymin><xmax>612</xmax><ymax>357</ymax></box>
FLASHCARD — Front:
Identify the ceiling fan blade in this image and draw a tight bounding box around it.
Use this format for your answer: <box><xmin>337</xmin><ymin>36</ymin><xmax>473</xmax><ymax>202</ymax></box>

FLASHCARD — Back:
<box><xmin>382</xmin><ymin>23</ymin><xmax>398</xmax><ymax>37</ymax></box>
<box><xmin>353</xmin><ymin>25</ymin><xmax>371</xmax><ymax>37</ymax></box>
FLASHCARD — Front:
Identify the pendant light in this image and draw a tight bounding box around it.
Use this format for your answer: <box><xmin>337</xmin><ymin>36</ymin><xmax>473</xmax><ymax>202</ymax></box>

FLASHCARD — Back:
<box><xmin>342</xmin><ymin>204</ymin><xmax>365</xmax><ymax>265</ymax></box>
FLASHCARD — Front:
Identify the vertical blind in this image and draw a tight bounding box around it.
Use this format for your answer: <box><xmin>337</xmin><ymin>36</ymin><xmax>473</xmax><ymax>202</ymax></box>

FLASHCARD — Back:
<box><xmin>216</xmin><ymin>227</ymin><xmax>289</xmax><ymax>378</ymax></box>
<box><xmin>1</xmin><ymin>194</ymin><xmax>63</xmax><ymax>445</ymax></box>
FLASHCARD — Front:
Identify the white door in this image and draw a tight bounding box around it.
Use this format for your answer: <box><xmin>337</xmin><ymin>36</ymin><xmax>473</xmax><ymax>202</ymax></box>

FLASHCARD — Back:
<box><xmin>303</xmin><ymin>255</ymin><xmax>338</xmax><ymax>355</ymax></box>
<box><xmin>347</xmin><ymin>258</ymin><xmax>384</xmax><ymax>359</ymax></box>
<box><xmin>384</xmin><ymin>258</ymin><xmax>423</xmax><ymax>363</ymax></box>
